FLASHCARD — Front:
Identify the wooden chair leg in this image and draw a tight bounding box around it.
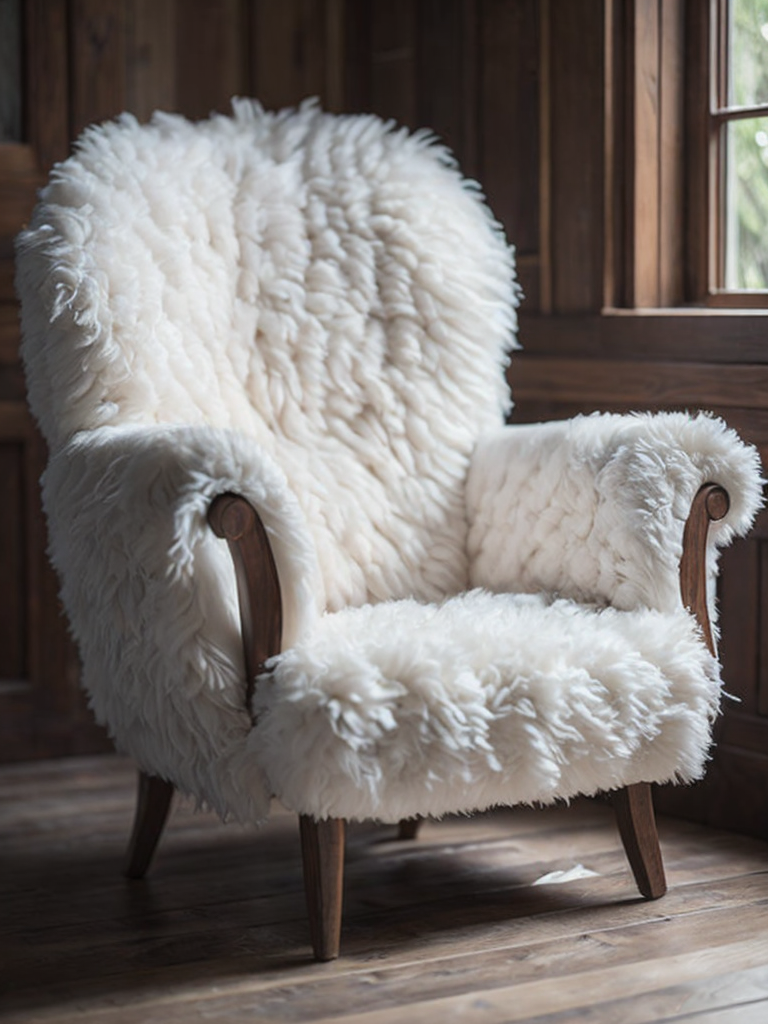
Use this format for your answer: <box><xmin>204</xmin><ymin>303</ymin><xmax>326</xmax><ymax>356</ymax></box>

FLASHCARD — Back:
<box><xmin>612</xmin><ymin>782</ymin><xmax>667</xmax><ymax>899</ymax></box>
<box><xmin>299</xmin><ymin>815</ymin><xmax>345</xmax><ymax>961</ymax></box>
<box><xmin>397</xmin><ymin>817</ymin><xmax>422</xmax><ymax>840</ymax></box>
<box><xmin>123</xmin><ymin>771</ymin><xmax>174</xmax><ymax>879</ymax></box>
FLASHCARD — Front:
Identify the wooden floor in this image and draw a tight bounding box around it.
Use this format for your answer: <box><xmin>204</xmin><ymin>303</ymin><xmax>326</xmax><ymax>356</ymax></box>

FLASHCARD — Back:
<box><xmin>1</xmin><ymin>756</ymin><xmax>768</xmax><ymax>1023</ymax></box>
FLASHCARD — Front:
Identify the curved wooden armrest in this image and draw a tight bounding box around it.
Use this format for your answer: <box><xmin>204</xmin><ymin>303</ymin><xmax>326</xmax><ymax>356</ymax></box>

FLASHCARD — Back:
<box><xmin>208</xmin><ymin>493</ymin><xmax>283</xmax><ymax>712</ymax></box>
<box><xmin>679</xmin><ymin>483</ymin><xmax>730</xmax><ymax>657</ymax></box>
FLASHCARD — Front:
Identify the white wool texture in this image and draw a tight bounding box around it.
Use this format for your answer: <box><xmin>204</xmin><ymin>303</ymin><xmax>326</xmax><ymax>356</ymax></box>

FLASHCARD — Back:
<box><xmin>253</xmin><ymin>591</ymin><xmax>720</xmax><ymax>822</ymax></box>
<box><xmin>15</xmin><ymin>102</ymin><xmax>764</xmax><ymax>824</ymax></box>
<box><xmin>42</xmin><ymin>424</ymin><xmax>322</xmax><ymax>821</ymax></box>
<box><xmin>17</xmin><ymin>100</ymin><xmax>517</xmax><ymax>611</ymax></box>
<box><xmin>467</xmin><ymin>412</ymin><xmax>764</xmax><ymax>625</ymax></box>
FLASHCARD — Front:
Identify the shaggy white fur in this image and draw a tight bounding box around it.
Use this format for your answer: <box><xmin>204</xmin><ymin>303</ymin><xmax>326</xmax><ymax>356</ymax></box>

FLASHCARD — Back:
<box><xmin>42</xmin><ymin>424</ymin><xmax>322</xmax><ymax>821</ymax></box>
<box><xmin>253</xmin><ymin>591</ymin><xmax>720</xmax><ymax>822</ymax></box>
<box><xmin>17</xmin><ymin>99</ymin><xmax>517</xmax><ymax>612</ymax></box>
<box><xmin>467</xmin><ymin>412</ymin><xmax>764</xmax><ymax>622</ymax></box>
<box><xmin>15</xmin><ymin>101</ymin><xmax>764</xmax><ymax>825</ymax></box>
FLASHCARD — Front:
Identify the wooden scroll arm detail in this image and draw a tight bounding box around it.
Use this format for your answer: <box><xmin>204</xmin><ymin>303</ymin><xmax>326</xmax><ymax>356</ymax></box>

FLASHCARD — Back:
<box><xmin>208</xmin><ymin>494</ymin><xmax>283</xmax><ymax>712</ymax></box>
<box><xmin>679</xmin><ymin>483</ymin><xmax>730</xmax><ymax>658</ymax></box>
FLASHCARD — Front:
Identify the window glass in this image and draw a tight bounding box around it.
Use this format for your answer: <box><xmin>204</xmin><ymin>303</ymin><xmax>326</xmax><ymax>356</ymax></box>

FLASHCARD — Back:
<box><xmin>724</xmin><ymin>116</ymin><xmax>768</xmax><ymax>288</ymax></box>
<box><xmin>728</xmin><ymin>0</ymin><xmax>768</xmax><ymax>107</ymax></box>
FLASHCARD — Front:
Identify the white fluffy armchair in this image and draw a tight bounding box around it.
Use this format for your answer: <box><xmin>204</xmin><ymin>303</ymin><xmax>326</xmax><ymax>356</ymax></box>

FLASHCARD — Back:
<box><xmin>15</xmin><ymin>101</ymin><xmax>763</xmax><ymax>961</ymax></box>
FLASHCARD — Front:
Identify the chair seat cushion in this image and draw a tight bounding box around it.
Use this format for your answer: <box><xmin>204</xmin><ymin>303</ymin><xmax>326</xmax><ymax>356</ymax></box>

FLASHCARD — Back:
<box><xmin>251</xmin><ymin>590</ymin><xmax>719</xmax><ymax>822</ymax></box>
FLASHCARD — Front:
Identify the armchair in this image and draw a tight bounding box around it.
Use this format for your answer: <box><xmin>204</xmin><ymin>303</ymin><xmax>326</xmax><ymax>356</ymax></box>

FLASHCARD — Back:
<box><xmin>15</xmin><ymin>101</ymin><xmax>763</xmax><ymax>961</ymax></box>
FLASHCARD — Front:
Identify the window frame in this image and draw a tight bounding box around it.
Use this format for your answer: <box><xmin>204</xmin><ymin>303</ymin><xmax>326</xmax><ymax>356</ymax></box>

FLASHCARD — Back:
<box><xmin>688</xmin><ymin>0</ymin><xmax>768</xmax><ymax>307</ymax></box>
<box><xmin>608</xmin><ymin>0</ymin><xmax>768</xmax><ymax>311</ymax></box>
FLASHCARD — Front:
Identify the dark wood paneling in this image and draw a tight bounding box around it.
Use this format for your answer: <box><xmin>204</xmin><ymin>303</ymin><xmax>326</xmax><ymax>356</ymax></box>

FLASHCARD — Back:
<box><xmin>369</xmin><ymin>0</ymin><xmax>417</xmax><ymax>129</ymax></box>
<box><xmin>658</xmin><ymin>0</ymin><xmax>685</xmax><ymax>306</ymax></box>
<box><xmin>478</xmin><ymin>0</ymin><xmax>539</xmax><ymax>254</ymax></box>
<box><xmin>621</xmin><ymin>0</ymin><xmax>686</xmax><ymax>308</ymax></box>
<box><xmin>416</xmin><ymin>0</ymin><xmax>467</xmax><ymax>158</ymax></box>
<box><xmin>0</xmin><ymin>441</ymin><xmax>25</xmax><ymax>682</ymax></box>
<box><xmin>0</xmin><ymin>400</ymin><xmax>108</xmax><ymax>761</ymax></box>
<box><xmin>625</xmin><ymin>0</ymin><xmax>661</xmax><ymax>307</ymax></box>
<box><xmin>684</xmin><ymin>0</ymin><xmax>711</xmax><ymax>302</ymax></box>
<box><xmin>548</xmin><ymin>0</ymin><xmax>605</xmax><ymax>312</ymax></box>
<box><xmin>519</xmin><ymin>311</ymin><xmax>768</xmax><ymax>364</ymax></box>
<box><xmin>125</xmin><ymin>0</ymin><xmax>177</xmax><ymax>121</ymax></box>
<box><xmin>250</xmin><ymin>0</ymin><xmax>329</xmax><ymax>111</ymax></box>
<box><xmin>24</xmin><ymin>0</ymin><xmax>70</xmax><ymax>168</ymax></box>
<box><xmin>657</xmin><ymin>745</ymin><xmax>768</xmax><ymax>841</ymax></box>
<box><xmin>719</xmin><ymin>540</ymin><xmax>761</xmax><ymax>713</ymax></box>
<box><xmin>513</xmin><ymin>356</ymin><xmax>768</xmax><ymax>410</ymax></box>
<box><xmin>69</xmin><ymin>0</ymin><xmax>128</xmax><ymax>138</ymax></box>
<box><xmin>760</xmin><ymin>542</ymin><xmax>768</xmax><ymax>717</ymax></box>
<box><xmin>175</xmin><ymin>0</ymin><xmax>246</xmax><ymax>121</ymax></box>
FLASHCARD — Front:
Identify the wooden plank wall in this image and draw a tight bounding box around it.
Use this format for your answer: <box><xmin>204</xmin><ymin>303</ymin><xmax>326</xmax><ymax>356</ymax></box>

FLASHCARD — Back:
<box><xmin>2</xmin><ymin>0</ymin><xmax>767</xmax><ymax>838</ymax></box>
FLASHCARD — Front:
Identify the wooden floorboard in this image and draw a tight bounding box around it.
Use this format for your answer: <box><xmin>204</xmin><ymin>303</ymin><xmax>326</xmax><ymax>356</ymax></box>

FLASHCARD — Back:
<box><xmin>0</xmin><ymin>756</ymin><xmax>766</xmax><ymax>1023</ymax></box>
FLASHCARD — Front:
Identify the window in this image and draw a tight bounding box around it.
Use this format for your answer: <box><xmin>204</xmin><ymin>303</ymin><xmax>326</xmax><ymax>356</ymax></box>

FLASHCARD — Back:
<box><xmin>612</xmin><ymin>0</ymin><xmax>768</xmax><ymax>309</ymax></box>
<box><xmin>712</xmin><ymin>0</ymin><xmax>768</xmax><ymax>292</ymax></box>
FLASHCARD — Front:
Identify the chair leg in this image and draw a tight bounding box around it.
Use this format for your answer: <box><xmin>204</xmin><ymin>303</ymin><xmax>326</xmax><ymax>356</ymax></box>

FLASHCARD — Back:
<box><xmin>612</xmin><ymin>782</ymin><xmax>667</xmax><ymax>899</ymax></box>
<box><xmin>123</xmin><ymin>771</ymin><xmax>174</xmax><ymax>879</ymax></box>
<box><xmin>299</xmin><ymin>815</ymin><xmax>345</xmax><ymax>961</ymax></box>
<box><xmin>397</xmin><ymin>817</ymin><xmax>422</xmax><ymax>840</ymax></box>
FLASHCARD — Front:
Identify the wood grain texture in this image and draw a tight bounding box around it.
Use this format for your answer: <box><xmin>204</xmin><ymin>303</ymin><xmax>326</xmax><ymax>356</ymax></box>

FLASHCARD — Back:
<box><xmin>717</xmin><ymin>539</ymin><xmax>761</xmax><ymax>712</ymax></box>
<box><xmin>612</xmin><ymin>782</ymin><xmax>666</xmax><ymax>899</ymax></box>
<box><xmin>23</xmin><ymin>0</ymin><xmax>70</xmax><ymax>169</ymax></box>
<box><xmin>250</xmin><ymin>0</ymin><xmax>329</xmax><ymax>111</ymax></box>
<box><xmin>479</xmin><ymin>0</ymin><xmax>540</xmax><ymax>254</ymax></box>
<box><xmin>299</xmin><ymin>815</ymin><xmax>346</xmax><ymax>962</ymax></box>
<box><xmin>657</xmin><ymin>0</ymin><xmax>685</xmax><ymax>306</ymax></box>
<box><xmin>126</xmin><ymin>0</ymin><xmax>177</xmax><ymax>120</ymax></box>
<box><xmin>175</xmin><ymin>0</ymin><xmax>246</xmax><ymax>120</ymax></box>
<box><xmin>679</xmin><ymin>483</ymin><xmax>730</xmax><ymax>656</ymax></box>
<box><xmin>69</xmin><ymin>0</ymin><xmax>128</xmax><ymax>138</ymax></box>
<box><xmin>415</xmin><ymin>0</ymin><xmax>464</xmax><ymax>157</ymax></box>
<box><xmin>369</xmin><ymin>0</ymin><xmax>417</xmax><ymax>129</ymax></box>
<box><xmin>208</xmin><ymin>493</ymin><xmax>283</xmax><ymax>703</ymax></box>
<box><xmin>548</xmin><ymin>0</ymin><xmax>605</xmax><ymax>312</ymax></box>
<box><xmin>512</xmin><ymin>356</ymin><xmax>768</xmax><ymax>409</ymax></box>
<box><xmin>626</xmin><ymin>0</ymin><xmax>661</xmax><ymax>307</ymax></box>
<box><xmin>1</xmin><ymin>755</ymin><xmax>768</xmax><ymax>1022</ymax></box>
<box><xmin>683</xmin><ymin>0</ymin><xmax>712</xmax><ymax>301</ymax></box>
<box><xmin>518</xmin><ymin>311</ymin><xmax>768</xmax><ymax>365</ymax></box>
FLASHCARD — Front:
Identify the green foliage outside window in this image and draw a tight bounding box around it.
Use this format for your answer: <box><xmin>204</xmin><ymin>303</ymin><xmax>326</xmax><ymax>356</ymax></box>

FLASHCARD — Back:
<box><xmin>725</xmin><ymin>0</ymin><xmax>768</xmax><ymax>289</ymax></box>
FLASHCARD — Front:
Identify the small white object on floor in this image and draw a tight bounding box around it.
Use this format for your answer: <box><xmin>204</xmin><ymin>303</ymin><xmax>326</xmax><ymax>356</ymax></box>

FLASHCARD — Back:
<box><xmin>532</xmin><ymin>864</ymin><xmax>600</xmax><ymax>886</ymax></box>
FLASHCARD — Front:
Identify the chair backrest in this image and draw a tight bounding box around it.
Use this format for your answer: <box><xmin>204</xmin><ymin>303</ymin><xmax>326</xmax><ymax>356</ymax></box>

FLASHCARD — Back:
<box><xmin>17</xmin><ymin>101</ymin><xmax>519</xmax><ymax>609</ymax></box>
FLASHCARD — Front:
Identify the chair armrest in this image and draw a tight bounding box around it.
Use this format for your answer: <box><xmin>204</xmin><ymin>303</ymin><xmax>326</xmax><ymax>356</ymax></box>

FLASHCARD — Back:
<box><xmin>42</xmin><ymin>423</ymin><xmax>323</xmax><ymax>822</ymax></box>
<box><xmin>466</xmin><ymin>412</ymin><xmax>763</xmax><ymax>615</ymax></box>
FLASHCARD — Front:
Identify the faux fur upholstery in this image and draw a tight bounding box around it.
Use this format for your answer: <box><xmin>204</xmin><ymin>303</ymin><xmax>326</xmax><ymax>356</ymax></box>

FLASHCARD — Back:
<box><xmin>42</xmin><ymin>424</ymin><xmax>322</xmax><ymax>821</ymax></box>
<box><xmin>17</xmin><ymin>99</ymin><xmax>517</xmax><ymax>612</ymax></box>
<box><xmin>253</xmin><ymin>592</ymin><xmax>719</xmax><ymax>822</ymax></box>
<box><xmin>15</xmin><ymin>102</ymin><xmax>764</xmax><ymax>825</ymax></box>
<box><xmin>467</xmin><ymin>413</ymin><xmax>764</xmax><ymax>621</ymax></box>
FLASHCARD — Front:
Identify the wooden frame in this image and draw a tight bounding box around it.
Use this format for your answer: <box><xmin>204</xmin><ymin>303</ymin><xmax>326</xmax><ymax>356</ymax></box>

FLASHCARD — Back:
<box><xmin>123</xmin><ymin>483</ymin><xmax>730</xmax><ymax>961</ymax></box>
<box><xmin>607</xmin><ymin>0</ymin><xmax>768</xmax><ymax>309</ymax></box>
<box><xmin>686</xmin><ymin>0</ymin><xmax>768</xmax><ymax>305</ymax></box>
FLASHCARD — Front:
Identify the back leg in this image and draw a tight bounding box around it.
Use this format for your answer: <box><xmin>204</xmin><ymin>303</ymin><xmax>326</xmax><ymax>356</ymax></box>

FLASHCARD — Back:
<box><xmin>397</xmin><ymin>817</ymin><xmax>422</xmax><ymax>840</ymax></box>
<box><xmin>123</xmin><ymin>771</ymin><xmax>174</xmax><ymax>879</ymax></box>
